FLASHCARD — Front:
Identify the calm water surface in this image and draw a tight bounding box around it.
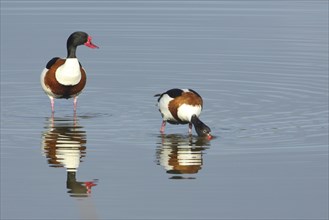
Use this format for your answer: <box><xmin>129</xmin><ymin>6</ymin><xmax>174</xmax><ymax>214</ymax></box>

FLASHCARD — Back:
<box><xmin>1</xmin><ymin>0</ymin><xmax>328</xmax><ymax>219</ymax></box>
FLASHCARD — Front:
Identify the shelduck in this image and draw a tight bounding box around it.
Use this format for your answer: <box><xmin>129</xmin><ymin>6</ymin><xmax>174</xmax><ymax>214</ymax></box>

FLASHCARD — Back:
<box><xmin>155</xmin><ymin>88</ymin><xmax>212</xmax><ymax>139</ymax></box>
<box><xmin>40</xmin><ymin>31</ymin><xmax>99</xmax><ymax>113</ymax></box>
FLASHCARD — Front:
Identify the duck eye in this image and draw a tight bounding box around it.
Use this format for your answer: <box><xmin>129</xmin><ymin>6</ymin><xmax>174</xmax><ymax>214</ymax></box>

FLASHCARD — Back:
<box><xmin>203</xmin><ymin>130</ymin><xmax>207</xmax><ymax>133</ymax></box>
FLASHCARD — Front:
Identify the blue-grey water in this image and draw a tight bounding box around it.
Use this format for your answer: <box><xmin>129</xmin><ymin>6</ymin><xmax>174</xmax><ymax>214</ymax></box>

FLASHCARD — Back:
<box><xmin>1</xmin><ymin>1</ymin><xmax>328</xmax><ymax>219</ymax></box>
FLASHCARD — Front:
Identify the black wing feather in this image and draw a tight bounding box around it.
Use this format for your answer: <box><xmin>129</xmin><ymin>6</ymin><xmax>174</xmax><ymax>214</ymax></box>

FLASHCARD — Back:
<box><xmin>154</xmin><ymin>88</ymin><xmax>184</xmax><ymax>102</ymax></box>
<box><xmin>188</xmin><ymin>88</ymin><xmax>202</xmax><ymax>98</ymax></box>
<box><xmin>46</xmin><ymin>57</ymin><xmax>60</xmax><ymax>69</ymax></box>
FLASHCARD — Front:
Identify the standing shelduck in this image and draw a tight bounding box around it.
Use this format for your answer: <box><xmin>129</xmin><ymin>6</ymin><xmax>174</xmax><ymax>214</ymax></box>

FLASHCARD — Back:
<box><xmin>155</xmin><ymin>88</ymin><xmax>212</xmax><ymax>139</ymax></box>
<box><xmin>40</xmin><ymin>31</ymin><xmax>99</xmax><ymax>113</ymax></box>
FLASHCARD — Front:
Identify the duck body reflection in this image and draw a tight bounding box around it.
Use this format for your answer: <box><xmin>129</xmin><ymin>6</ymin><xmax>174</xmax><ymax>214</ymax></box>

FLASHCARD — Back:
<box><xmin>41</xmin><ymin>116</ymin><xmax>97</xmax><ymax>197</ymax></box>
<box><xmin>156</xmin><ymin>134</ymin><xmax>210</xmax><ymax>179</ymax></box>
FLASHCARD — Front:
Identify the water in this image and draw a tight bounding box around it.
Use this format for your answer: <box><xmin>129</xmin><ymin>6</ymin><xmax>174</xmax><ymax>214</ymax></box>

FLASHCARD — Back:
<box><xmin>1</xmin><ymin>0</ymin><xmax>328</xmax><ymax>219</ymax></box>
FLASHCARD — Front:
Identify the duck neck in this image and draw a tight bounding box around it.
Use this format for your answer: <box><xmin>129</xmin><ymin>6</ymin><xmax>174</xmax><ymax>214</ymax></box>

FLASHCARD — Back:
<box><xmin>191</xmin><ymin>114</ymin><xmax>208</xmax><ymax>137</ymax></box>
<box><xmin>191</xmin><ymin>114</ymin><xmax>202</xmax><ymax>127</ymax></box>
<box><xmin>67</xmin><ymin>45</ymin><xmax>77</xmax><ymax>58</ymax></box>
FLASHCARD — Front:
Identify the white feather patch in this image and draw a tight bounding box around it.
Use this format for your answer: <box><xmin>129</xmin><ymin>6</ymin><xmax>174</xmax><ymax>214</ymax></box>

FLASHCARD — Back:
<box><xmin>40</xmin><ymin>68</ymin><xmax>57</xmax><ymax>98</ymax></box>
<box><xmin>55</xmin><ymin>58</ymin><xmax>82</xmax><ymax>86</ymax></box>
<box><xmin>158</xmin><ymin>94</ymin><xmax>176</xmax><ymax>121</ymax></box>
<box><xmin>177</xmin><ymin>104</ymin><xmax>202</xmax><ymax>122</ymax></box>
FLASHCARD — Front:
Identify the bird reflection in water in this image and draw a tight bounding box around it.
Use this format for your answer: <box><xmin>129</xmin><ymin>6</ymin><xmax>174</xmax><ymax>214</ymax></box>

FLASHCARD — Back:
<box><xmin>155</xmin><ymin>134</ymin><xmax>210</xmax><ymax>179</ymax></box>
<box><xmin>41</xmin><ymin>116</ymin><xmax>98</xmax><ymax>197</ymax></box>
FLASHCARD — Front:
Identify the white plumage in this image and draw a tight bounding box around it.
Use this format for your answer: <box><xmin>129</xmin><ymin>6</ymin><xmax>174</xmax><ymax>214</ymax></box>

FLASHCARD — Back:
<box><xmin>157</xmin><ymin>93</ymin><xmax>175</xmax><ymax>121</ymax></box>
<box><xmin>177</xmin><ymin>104</ymin><xmax>202</xmax><ymax>122</ymax></box>
<box><xmin>55</xmin><ymin>58</ymin><xmax>82</xmax><ymax>86</ymax></box>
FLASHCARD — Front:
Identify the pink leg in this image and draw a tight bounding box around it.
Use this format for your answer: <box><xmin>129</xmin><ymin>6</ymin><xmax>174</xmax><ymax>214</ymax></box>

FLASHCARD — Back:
<box><xmin>160</xmin><ymin>121</ymin><xmax>166</xmax><ymax>133</ymax></box>
<box><xmin>188</xmin><ymin>123</ymin><xmax>193</xmax><ymax>134</ymax></box>
<box><xmin>50</xmin><ymin>97</ymin><xmax>55</xmax><ymax>113</ymax></box>
<box><xmin>73</xmin><ymin>96</ymin><xmax>78</xmax><ymax>112</ymax></box>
